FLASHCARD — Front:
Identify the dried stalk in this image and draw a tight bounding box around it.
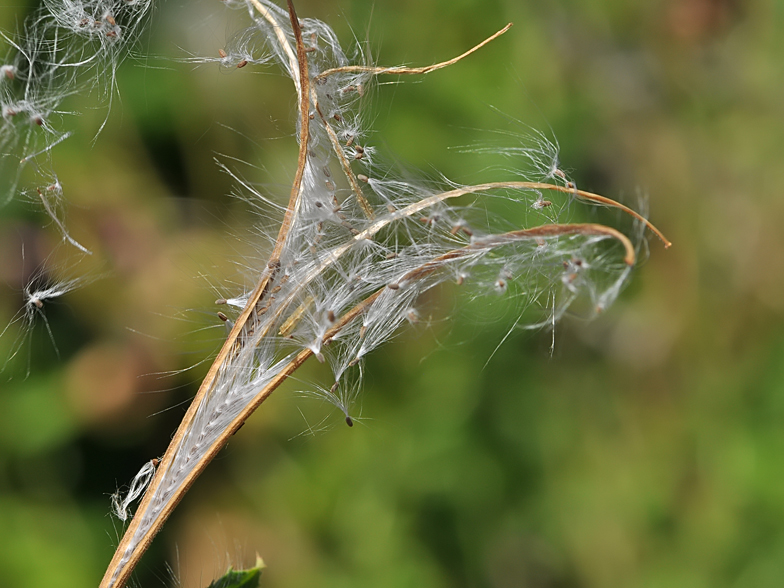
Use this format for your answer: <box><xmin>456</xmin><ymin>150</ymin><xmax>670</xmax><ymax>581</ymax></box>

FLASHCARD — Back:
<box><xmin>98</xmin><ymin>3</ymin><xmax>668</xmax><ymax>587</ymax></box>
<box><xmin>314</xmin><ymin>23</ymin><xmax>513</xmax><ymax>81</ymax></box>
<box><xmin>99</xmin><ymin>3</ymin><xmax>310</xmax><ymax>586</ymax></box>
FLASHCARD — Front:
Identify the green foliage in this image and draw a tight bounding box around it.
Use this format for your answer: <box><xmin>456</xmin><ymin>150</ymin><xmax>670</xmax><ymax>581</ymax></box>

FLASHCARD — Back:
<box><xmin>208</xmin><ymin>558</ymin><xmax>265</xmax><ymax>588</ymax></box>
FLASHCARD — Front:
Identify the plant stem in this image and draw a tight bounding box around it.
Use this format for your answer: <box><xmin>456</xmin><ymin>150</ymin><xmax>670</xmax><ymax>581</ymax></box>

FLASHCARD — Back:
<box><xmin>98</xmin><ymin>3</ymin><xmax>311</xmax><ymax>586</ymax></box>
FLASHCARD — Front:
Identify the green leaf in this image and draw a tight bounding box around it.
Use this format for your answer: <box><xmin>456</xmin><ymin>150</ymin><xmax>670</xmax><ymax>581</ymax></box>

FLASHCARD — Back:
<box><xmin>206</xmin><ymin>557</ymin><xmax>265</xmax><ymax>588</ymax></box>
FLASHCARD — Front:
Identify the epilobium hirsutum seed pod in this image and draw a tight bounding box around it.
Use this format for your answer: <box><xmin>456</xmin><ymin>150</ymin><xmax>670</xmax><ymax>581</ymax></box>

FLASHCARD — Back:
<box><xmin>96</xmin><ymin>2</ymin><xmax>669</xmax><ymax>587</ymax></box>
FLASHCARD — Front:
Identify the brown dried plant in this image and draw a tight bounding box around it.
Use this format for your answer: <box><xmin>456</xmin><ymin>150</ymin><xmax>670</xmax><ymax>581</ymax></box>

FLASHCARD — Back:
<box><xmin>98</xmin><ymin>1</ymin><xmax>669</xmax><ymax>586</ymax></box>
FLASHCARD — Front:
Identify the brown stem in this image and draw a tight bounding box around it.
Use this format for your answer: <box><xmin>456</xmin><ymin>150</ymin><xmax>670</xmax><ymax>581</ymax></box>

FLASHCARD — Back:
<box><xmin>549</xmin><ymin>184</ymin><xmax>672</xmax><ymax>248</ymax></box>
<box><xmin>400</xmin><ymin>223</ymin><xmax>636</xmax><ymax>279</ymax></box>
<box><xmin>375</xmin><ymin>181</ymin><xmax>670</xmax><ymax>248</ymax></box>
<box><xmin>314</xmin><ymin>23</ymin><xmax>513</xmax><ymax>81</ymax></box>
<box><xmin>100</xmin><ymin>287</ymin><xmax>381</xmax><ymax>588</ymax></box>
<box><xmin>98</xmin><ymin>2</ymin><xmax>311</xmax><ymax>587</ymax></box>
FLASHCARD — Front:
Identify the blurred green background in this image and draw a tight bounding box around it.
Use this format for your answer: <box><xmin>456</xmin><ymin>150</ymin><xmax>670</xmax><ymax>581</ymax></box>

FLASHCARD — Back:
<box><xmin>1</xmin><ymin>0</ymin><xmax>784</xmax><ymax>586</ymax></box>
